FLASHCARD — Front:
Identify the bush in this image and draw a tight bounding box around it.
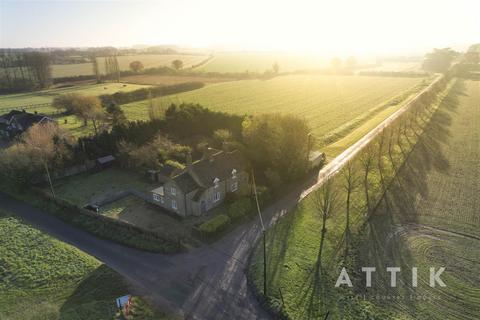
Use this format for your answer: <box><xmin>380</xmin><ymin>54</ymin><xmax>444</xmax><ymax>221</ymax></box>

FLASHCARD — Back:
<box><xmin>198</xmin><ymin>214</ymin><xmax>231</xmax><ymax>235</ymax></box>
<box><xmin>228</xmin><ymin>198</ymin><xmax>253</xmax><ymax>220</ymax></box>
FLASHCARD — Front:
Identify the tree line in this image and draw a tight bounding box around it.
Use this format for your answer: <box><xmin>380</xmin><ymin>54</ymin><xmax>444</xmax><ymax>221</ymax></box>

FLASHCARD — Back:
<box><xmin>0</xmin><ymin>51</ymin><xmax>52</xmax><ymax>93</ymax></box>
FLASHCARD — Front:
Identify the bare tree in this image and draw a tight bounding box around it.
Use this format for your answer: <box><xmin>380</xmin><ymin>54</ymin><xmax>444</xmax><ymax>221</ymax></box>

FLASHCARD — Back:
<box><xmin>0</xmin><ymin>122</ymin><xmax>72</xmax><ymax>192</ymax></box>
<box><xmin>313</xmin><ymin>179</ymin><xmax>338</xmax><ymax>272</ymax></box>
<box><xmin>360</xmin><ymin>145</ymin><xmax>375</xmax><ymax>217</ymax></box>
<box><xmin>91</xmin><ymin>55</ymin><xmax>101</xmax><ymax>83</ymax></box>
<box><xmin>341</xmin><ymin>160</ymin><xmax>359</xmax><ymax>260</ymax></box>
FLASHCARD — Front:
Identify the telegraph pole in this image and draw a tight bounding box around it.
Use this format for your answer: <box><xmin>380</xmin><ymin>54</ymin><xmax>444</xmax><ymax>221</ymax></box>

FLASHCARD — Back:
<box><xmin>252</xmin><ymin>170</ymin><xmax>267</xmax><ymax>296</ymax></box>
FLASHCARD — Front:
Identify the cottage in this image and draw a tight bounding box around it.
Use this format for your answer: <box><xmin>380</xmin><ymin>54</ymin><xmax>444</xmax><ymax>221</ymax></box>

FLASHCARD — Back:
<box><xmin>150</xmin><ymin>149</ymin><xmax>249</xmax><ymax>217</ymax></box>
<box><xmin>0</xmin><ymin>110</ymin><xmax>54</xmax><ymax>140</ymax></box>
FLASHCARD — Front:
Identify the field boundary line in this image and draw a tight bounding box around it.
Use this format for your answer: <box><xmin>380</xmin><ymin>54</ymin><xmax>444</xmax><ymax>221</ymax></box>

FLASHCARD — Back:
<box><xmin>299</xmin><ymin>74</ymin><xmax>444</xmax><ymax>201</ymax></box>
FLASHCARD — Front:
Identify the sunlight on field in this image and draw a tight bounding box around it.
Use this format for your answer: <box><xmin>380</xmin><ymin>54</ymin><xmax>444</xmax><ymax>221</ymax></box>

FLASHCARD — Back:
<box><xmin>198</xmin><ymin>53</ymin><xmax>331</xmax><ymax>73</ymax></box>
<box><xmin>123</xmin><ymin>75</ymin><xmax>426</xmax><ymax>145</ymax></box>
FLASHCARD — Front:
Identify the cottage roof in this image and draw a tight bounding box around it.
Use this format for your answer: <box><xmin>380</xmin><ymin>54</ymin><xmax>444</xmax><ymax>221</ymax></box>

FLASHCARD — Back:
<box><xmin>190</xmin><ymin>150</ymin><xmax>246</xmax><ymax>187</ymax></box>
<box><xmin>0</xmin><ymin>110</ymin><xmax>52</xmax><ymax>129</ymax></box>
<box><xmin>164</xmin><ymin>150</ymin><xmax>247</xmax><ymax>194</ymax></box>
<box><xmin>173</xmin><ymin>171</ymin><xmax>201</xmax><ymax>193</ymax></box>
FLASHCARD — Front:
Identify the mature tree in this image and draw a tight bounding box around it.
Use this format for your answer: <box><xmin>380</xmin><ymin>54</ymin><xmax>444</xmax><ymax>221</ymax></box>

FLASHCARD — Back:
<box><xmin>75</xmin><ymin>95</ymin><xmax>105</xmax><ymax>135</ymax></box>
<box><xmin>272</xmin><ymin>62</ymin><xmax>280</xmax><ymax>74</ymax></box>
<box><xmin>360</xmin><ymin>145</ymin><xmax>375</xmax><ymax>217</ymax></box>
<box><xmin>330</xmin><ymin>57</ymin><xmax>342</xmax><ymax>70</ymax></box>
<box><xmin>52</xmin><ymin>94</ymin><xmax>105</xmax><ymax>134</ymax></box>
<box><xmin>242</xmin><ymin>113</ymin><xmax>311</xmax><ymax>183</ymax></box>
<box><xmin>106</xmin><ymin>102</ymin><xmax>127</xmax><ymax>127</ymax></box>
<box><xmin>52</xmin><ymin>93</ymin><xmax>82</xmax><ymax>114</ymax></box>
<box><xmin>172</xmin><ymin>59</ymin><xmax>183</xmax><ymax>70</ymax></box>
<box><xmin>23</xmin><ymin>52</ymin><xmax>52</xmax><ymax>88</ymax></box>
<box><xmin>129</xmin><ymin>60</ymin><xmax>144</xmax><ymax>73</ymax></box>
<box><xmin>91</xmin><ymin>55</ymin><xmax>101</xmax><ymax>83</ymax></box>
<box><xmin>313</xmin><ymin>179</ymin><xmax>338</xmax><ymax>272</ymax></box>
<box><xmin>422</xmin><ymin>48</ymin><xmax>458</xmax><ymax>73</ymax></box>
<box><xmin>0</xmin><ymin>122</ymin><xmax>72</xmax><ymax>190</ymax></box>
<box><xmin>118</xmin><ymin>134</ymin><xmax>190</xmax><ymax>169</ymax></box>
<box><xmin>341</xmin><ymin>160</ymin><xmax>359</xmax><ymax>260</ymax></box>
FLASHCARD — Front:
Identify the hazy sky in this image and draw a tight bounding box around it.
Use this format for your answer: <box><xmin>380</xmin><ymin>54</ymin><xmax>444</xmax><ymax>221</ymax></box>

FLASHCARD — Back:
<box><xmin>0</xmin><ymin>0</ymin><xmax>478</xmax><ymax>55</ymax></box>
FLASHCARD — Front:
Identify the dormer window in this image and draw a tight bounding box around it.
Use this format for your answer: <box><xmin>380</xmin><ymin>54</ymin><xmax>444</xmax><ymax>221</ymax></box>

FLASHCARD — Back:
<box><xmin>232</xmin><ymin>169</ymin><xmax>237</xmax><ymax>179</ymax></box>
<box><xmin>213</xmin><ymin>177</ymin><xmax>220</xmax><ymax>188</ymax></box>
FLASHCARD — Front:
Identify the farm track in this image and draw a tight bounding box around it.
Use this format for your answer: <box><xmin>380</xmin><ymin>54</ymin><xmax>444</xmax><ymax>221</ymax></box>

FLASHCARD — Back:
<box><xmin>0</xmin><ymin>75</ymin><xmax>444</xmax><ymax>319</ymax></box>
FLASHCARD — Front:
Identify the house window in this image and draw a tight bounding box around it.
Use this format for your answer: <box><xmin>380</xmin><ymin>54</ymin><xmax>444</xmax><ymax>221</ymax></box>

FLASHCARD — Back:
<box><xmin>171</xmin><ymin>199</ymin><xmax>177</xmax><ymax>210</ymax></box>
<box><xmin>231</xmin><ymin>181</ymin><xmax>238</xmax><ymax>192</ymax></box>
<box><xmin>153</xmin><ymin>194</ymin><xmax>160</xmax><ymax>202</ymax></box>
<box><xmin>171</xmin><ymin>187</ymin><xmax>176</xmax><ymax>196</ymax></box>
<box><xmin>213</xmin><ymin>191</ymin><xmax>221</xmax><ymax>202</ymax></box>
<box><xmin>213</xmin><ymin>177</ymin><xmax>220</xmax><ymax>188</ymax></box>
<box><xmin>232</xmin><ymin>169</ymin><xmax>237</xmax><ymax>178</ymax></box>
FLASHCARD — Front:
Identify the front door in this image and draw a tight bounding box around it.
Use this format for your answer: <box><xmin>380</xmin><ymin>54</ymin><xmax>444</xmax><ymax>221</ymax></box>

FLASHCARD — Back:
<box><xmin>200</xmin><ymin>201</ymin><xmax>207</xmax><ymax>214</ymax></box>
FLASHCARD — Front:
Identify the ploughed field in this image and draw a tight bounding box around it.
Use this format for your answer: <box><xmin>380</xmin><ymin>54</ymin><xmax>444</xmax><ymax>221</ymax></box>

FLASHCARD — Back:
<box><xmin>359</xmin><ymin>79</ymin><xmax>480</xmax><ymax>319</ymax></box>
<box><xmin>248</xmin><ymin>80</ymin><xmax>479</xmax><ymax>319</ymax></box>
<box><xmin>123</xmin><ymin>74</ymin><xmax>427</xmax><ymax>146</ymax></box>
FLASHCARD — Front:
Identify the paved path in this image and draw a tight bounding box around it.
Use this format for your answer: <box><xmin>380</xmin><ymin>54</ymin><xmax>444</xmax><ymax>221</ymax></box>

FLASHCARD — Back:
<box><xmin>0</xmin><ymin>75</ymin><xmax>443</xmax><ymax>320</ymax></box>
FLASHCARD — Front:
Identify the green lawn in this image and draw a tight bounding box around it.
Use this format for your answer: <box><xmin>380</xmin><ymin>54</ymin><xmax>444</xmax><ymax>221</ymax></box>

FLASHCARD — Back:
<box><xmin>52</xmin><ymin>168</ymin><xmax>154</xmax><ymax>206</ymax></box>
<box><xmin>122</xmin><ymin>74</ymin><xmax>428</xmax><ymax>146</ymax></box>
<box><xmin>0</xmin><ymin>209</ymin><xmax>167</xmax><ymax>320</ymax></box>
<box><xmin>248</xmin><ymin>79</ymin><xmax>461</xmax><ymax>319</ymax></box>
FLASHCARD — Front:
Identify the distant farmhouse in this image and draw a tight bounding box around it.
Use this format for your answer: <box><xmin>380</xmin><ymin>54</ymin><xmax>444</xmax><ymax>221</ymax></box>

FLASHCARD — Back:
<box><xmin>0</xmin><ymin>110</ymin><xmax>54</xmax><ymax>140</ymax></box>
<box><xmin>150</xmin><ymin>148</ymin><xmax>249</xmax><ymax>217</ymax></box>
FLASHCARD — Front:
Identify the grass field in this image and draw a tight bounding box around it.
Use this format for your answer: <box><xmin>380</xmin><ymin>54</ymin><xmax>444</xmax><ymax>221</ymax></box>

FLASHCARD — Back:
<box><xmin>0</xmin><ymin>209</ymin><xmax>167</xmax><ymax>320</ymax></box>
<box><xmin>122</xmin><ymin>74</ymin><xmax>428</xmax><ymax>147</ymax></box>
<box><xmin>248</xmin><ymin>80</ymin><xmax>479</xmax><ymax>319</ymax></box>
<box><xmin>0</xmin><ymin>82</ymin><xmax>151</xmax><ymax>110</ymax></box>
<box><xmin>358</xmin><ymin>79</ymin><xmax>480</xmax><ymax>319</ymax></box>
<box><xmin>51</xmin><ymin>54</ymin><xmax>208</xmax><ymax>78</ymax></box>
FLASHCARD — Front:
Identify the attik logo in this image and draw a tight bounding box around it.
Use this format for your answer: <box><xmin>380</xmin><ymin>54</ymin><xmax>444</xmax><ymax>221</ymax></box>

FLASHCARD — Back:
<box><xmin>335</xmin><ymin>267</ymin><xmax>446</xmax><ymax>288</ymax></box>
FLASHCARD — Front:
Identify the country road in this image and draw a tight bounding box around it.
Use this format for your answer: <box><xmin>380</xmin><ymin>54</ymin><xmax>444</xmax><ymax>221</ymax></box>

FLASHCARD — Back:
<box><xmin>0</xmin><ymin>74</ymin><xmax>443</xmax><ymax>320</ymax></box>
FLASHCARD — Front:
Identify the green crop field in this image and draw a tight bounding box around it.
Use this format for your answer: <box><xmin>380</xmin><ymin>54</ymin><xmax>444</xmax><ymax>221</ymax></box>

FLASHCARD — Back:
<box><xmin>248</xmin><ymin>80</ymin><xmax>479</xmax><ymax>319</ymax></box>
<box><xmin>0</xmin><ymin>209</ymin><xmax>167</xmax><ymax>319</ymax></box>
<box><xmin>51</xmin><ymin>54</ymin><xmax>208</xmax><ymax>78</ymax></box>
<box><xmin>122</xmin><ymin>74</ymin><xmax>428</xmax><ymax>148</ymax></box>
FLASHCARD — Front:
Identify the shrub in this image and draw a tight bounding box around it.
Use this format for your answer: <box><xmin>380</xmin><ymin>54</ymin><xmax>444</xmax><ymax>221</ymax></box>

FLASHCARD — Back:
<box><xmin>228</xmin><ymin>198</ymin><xmax>253</xmax><ymax>220</ymax></box>
<box><xmin>198</xmin><ymin>214</ymin><xmax>231</xmax><ymax>235</ymax></box>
